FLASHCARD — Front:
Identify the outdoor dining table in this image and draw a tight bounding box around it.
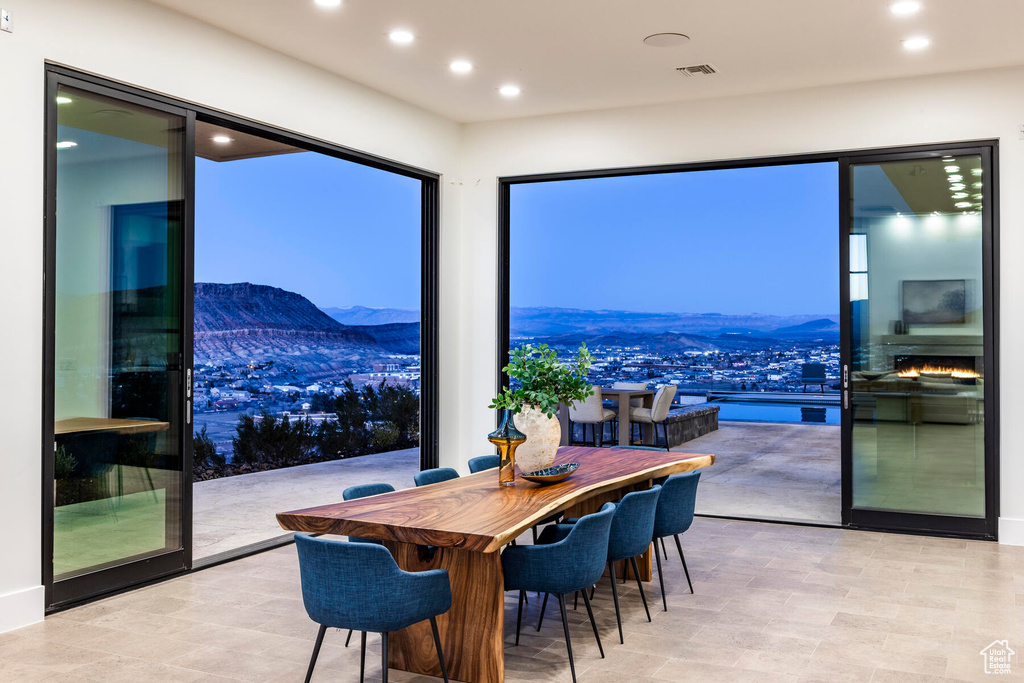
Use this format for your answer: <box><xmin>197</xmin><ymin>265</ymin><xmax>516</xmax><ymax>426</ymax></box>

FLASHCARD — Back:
<box><xmin>277</xmin><ymin>445</ymin><xmax>714</xmax><ymax>683</ymax></box>
<box><xmin>558</xmin><ymin>387</ymin><xmax>655</xmax><ymax>447</ymax></box>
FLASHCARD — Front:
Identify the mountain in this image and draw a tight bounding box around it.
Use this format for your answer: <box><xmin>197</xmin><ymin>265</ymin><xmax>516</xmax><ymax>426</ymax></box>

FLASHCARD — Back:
<box><xmin>349</xmin><ymin>323</ymin><xmax>420</xmax><ymax>355</ymax></box>
<box><xmin>322</xmin><ymin>305</ymin><xmax>420</xmax><ymax>326</ymax></box>
<box><xmin>770</xmin><ymin>318</ymin><xmax>840</xmax><ymax>340</ymax></box>
<box><xmin>509</xmin><ymin>307</ymin><xmax>839</xmax><ymax>339</ymax></box>
<box><xmin>194</xmin><ymin>283</ymin><xmax>383</xmax><ymax>376</ymax></box>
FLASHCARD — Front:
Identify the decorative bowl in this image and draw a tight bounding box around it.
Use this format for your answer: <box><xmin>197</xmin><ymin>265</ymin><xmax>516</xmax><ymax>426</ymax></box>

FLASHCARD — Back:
<box><xmin>520</xmin><ymin>462</ymin><xmax>579</xmax><ymax>485</ymax></box>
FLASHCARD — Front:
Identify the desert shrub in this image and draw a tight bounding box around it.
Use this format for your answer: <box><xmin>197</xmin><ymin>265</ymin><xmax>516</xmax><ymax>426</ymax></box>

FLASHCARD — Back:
<box><xmin>232</xmin><ymin>410</ymin><xmax>315</xmax><ymax>465</ymax></box>
<box><xmin>369</xmin><ymin>421</ymin><xmax>400</xmax><ymax>451</ymax></box>
<box><xmin>193</xmin><ymin>425</ymin><xmax>224</xmax><ymax>468</ymax></box>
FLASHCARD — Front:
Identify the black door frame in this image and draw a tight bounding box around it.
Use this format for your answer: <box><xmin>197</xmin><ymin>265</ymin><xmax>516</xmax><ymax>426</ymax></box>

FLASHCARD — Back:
<box><xmin>43</xmin><ymin>70</ymin><xmax>195</xmax><ymax>610</ymax></box>
<box><xmin>43</xmin><ymin>64</ymin><xmax>442</xmax><ymax>610</ymax></box>
<box><xmin>497</xmin><ymin>139</ymin><xmax>999</xmax><ymax>540</ymax></box>
<box><xmin>839</xmin><ymin>144</ymin><xmax>999</xmax><ymax>540</ymax></box>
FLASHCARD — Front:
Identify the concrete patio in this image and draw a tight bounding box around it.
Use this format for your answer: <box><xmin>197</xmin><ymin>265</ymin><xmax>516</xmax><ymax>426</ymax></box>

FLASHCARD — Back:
<box><xmin>193</xmin><ymin>422</ymin><xmax>840</xmax><ymax>561</ymax></box>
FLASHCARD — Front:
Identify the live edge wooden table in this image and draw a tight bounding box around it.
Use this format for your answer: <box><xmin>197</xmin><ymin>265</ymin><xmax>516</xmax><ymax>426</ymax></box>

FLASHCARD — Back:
<box><xmin>277</xmin><ymin>445</ymin><xmax>714</xmax><ymax>683</ymax></box>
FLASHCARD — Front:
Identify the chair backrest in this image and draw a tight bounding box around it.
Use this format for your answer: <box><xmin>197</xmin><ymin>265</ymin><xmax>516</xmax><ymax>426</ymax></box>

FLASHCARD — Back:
<box><xmin>653</xmin><ymin>471</ymin><xmax>700</xmax><ymax>539</ymax></box>
<box><xmin>802</xmin><ymin>363</ymin><xmax>827</xmax><ymax>380</ymax></box>
<box><xmin>343</xmin><ymin>482</ymin><xmax>395</xmax><ymax>501</ymax></box>
<box><xmin>413</xmin><ymin>467</ymin><xmax>460</xmax><ymax>487</ymax></box>
<box><xmin>467</xmin><ymin>455</ymin><xmax>500</xmax><ymax>473</ymax></box>
<box><xmin>568</xmin><ymin>386</ymin><xmax>604</xmax><ymax>422</ymax></box>
<box><xmin>295</xmin><ymin>535</ymin><xmax>404</xmax><ymax>630</ymax></box>
<box><xmin>612</xmin><ymin>381</ymin><xmax>647</xmax><ymax>391</ymax></box>
<box><xmin>608</xmin><ymin>485</ymin><xmax>662</xmax><ymax>561</ymax></box>
<box><xmin>651</xmin><ymin>385</ymin><xmax>677</xmax><ymax>422</ymax></box>
<box><xmin>525</xmin><ymin>503</ymin><xmax>616</xmax><ymax>594</ymax></box>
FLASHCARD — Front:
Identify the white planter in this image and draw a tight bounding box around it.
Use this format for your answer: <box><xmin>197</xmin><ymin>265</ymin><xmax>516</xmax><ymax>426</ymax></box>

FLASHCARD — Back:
<box><xmin>514</xmin><ymin>404</ymin><xmax>561</xmax><ymax>474</ymax></box>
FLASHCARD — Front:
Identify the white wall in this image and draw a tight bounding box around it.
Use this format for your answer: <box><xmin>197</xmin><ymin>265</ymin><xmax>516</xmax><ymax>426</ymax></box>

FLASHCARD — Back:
<box><xmin>457</xmin><ymin>66</ymin><xmax>1024</xmax><ymax>544</ymax></box>
<box><xmin>0</xmin><ymin>0</ymin><xmax>461</xmax><ymax>632</ymax></box>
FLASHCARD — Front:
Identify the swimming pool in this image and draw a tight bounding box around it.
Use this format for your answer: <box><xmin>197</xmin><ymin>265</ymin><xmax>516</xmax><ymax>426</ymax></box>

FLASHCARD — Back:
<box><xmin>712</xmin><ymin>401</ymin><xmax>840</xmax><ymax>424</ymax></box>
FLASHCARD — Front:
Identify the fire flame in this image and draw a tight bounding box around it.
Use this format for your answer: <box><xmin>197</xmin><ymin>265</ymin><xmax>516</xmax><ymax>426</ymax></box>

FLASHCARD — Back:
<box><xmin>898</xmin><ymin>365</ymin><xmax>980</xmax><ymax>379</ymax></box>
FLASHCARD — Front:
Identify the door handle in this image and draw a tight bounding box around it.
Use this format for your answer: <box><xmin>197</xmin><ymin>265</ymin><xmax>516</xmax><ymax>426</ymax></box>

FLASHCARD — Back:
<box><xmin>843</xmin><ymin>364</ymin><xmax>849</xmax><ymax>388</ymax></box>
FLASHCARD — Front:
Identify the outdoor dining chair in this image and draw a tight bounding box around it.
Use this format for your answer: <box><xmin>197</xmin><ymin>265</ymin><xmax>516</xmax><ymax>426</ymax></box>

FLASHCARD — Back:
<box><xmin>629</xmin><ymin>384</ymin><xmax>677</xmax><ymax>450</ymax></box>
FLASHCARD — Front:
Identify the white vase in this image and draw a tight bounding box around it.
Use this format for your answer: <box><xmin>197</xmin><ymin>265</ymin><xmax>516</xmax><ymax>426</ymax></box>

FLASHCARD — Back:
<box><xmin>514</xmin><ymin>404</ymin><xmax>561</xmax><ymax>474</ymax></box>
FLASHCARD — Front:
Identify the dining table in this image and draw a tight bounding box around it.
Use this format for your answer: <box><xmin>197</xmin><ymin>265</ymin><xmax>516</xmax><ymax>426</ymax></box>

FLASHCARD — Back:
<box><xmin>558</xmin><ymin>387</ymin><xmax>655</xmax><ymax>447</ymax></box>
<box><xmin>277</xmin><ymin>445</ymin><xmax>714</xmax><ymax>683</ymax></box>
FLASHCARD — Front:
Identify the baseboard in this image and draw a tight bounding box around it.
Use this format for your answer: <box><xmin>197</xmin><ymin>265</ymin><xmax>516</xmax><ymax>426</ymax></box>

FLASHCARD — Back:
<box><xmin>998</xmin><ymin>517</ymin><xmax>1024</xmax><ymax>545</ymax></box>
<box><xmin>0</xmin><ymin>585</ymin><xmax>44</xmax><ymax>634</ymax></box>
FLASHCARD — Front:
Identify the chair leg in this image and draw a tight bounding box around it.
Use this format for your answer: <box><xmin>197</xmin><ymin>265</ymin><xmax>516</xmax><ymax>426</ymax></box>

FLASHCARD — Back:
<box><xmin>580</xmin><ymin>587</ymin><xmax>604</xmax><ymax>658</ymax></box>
<box><xmin>537</xmin><ymin>592</ymin><xmax>549</xmax><ymax>631</ymax></box>
<box><xmin>304</xmin><ymin>624</ymin><xmax>327</xmax><ymax>683</ymax></box>
<box><xmin>654</xmin><ymin>539</ymin><xmax>668</xmax><ymax>612</ymax></box>
<box><xmin>381</xmin><ymin>631</ymin><xmax>389</xmax><ymax>683</ymax></box>
<box><xmin>345</xmin><ymin>628</ymin><xmax>353</xmax><ymax>647</ymax></box>
<box><xmin>574</xmin><ymin>590</ymin><xmax>579</xmax><ymax>611</ymax></box>
<box><xmin>359</xmin><ymin>630</ymin><xmax>367</xmax><ymax>683</ymax></box>
<box><xmin>597</xmin><ymin>422</ymin><xmax>603</xmax><ymax>447</ymax></box>
<box><xmin>608</xmin><ymin>562</ymin><xmax>624</xmax><ymax>644</ymax></box>
<box><xmin>429</xmin><ymin>616</ymin><xmax>450</xmax><ymax>683</ymax></box>
<box><xmin>515</xmin><ymin>590</ymin><xmax>525</xmax><ymax>646</ymax></box>
<box><xmin>674</xmin><ymin>534</ymin><xmax>694</xmax><ymax>594</ymax></box>
<box><xmin>629</xmin><ymin>556</ymin><xmax>652</xmax><ymax>622</ymax></box>
<box><xmin>556</xmin><ymin>594</ymin><xmax>577</xmax><ymax>683</ymax></box>
<box><xmin>661</xmin><ymin>536</ymin><xmax>669</xmax><ymax>560</ymax></box>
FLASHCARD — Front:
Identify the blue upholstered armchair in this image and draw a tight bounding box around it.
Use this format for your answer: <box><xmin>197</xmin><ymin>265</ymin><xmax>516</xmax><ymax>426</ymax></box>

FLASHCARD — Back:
<box><xmin>295</xmin><ymin>535</ymin><xmax>452</xmax><ymax>683</ymax></box>
<box><xmin>501</xmin><ymin>503</ymin><xmax>615</xmax><ymax>683</ymax></box>
<box><xmin>340</xmin><ymin>482</ymin><xmax>397</xmax><ymax>648</ymax></box>
<box><xmin>652</xmin><ymin>470</ymin><xmax>701</xmax><ymax>609</ymax></box>
<box><xmin>467</xmin><ymin>455</ymin><xmax>500</xmax><ymax>473</ymax></box>
<box><xmin>413</xmin><ymin>467</ymin><xmax>460</xmax><ymax>486</ymax></box>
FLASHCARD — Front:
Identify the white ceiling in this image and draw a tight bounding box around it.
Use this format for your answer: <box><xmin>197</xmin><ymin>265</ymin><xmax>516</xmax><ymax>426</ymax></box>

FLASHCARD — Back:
<box><xmin>147</xmin><ymin>0</ymin><xmax>1024</xmax><ymax>123</ymax></box>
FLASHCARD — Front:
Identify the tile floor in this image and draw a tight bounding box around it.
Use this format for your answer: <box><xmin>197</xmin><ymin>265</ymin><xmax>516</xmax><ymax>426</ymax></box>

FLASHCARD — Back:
<box><xmin>5</xmin><ymin>516</ymin><xmax>1022</xmax><ymax>682</ymax></box>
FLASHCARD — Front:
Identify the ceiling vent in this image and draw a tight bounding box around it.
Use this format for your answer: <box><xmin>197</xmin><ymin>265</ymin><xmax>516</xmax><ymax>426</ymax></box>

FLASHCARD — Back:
<box><xmin>676</xmin><ymin>64</ymin><xmax>717</xmax><ymax>77</ymax></box>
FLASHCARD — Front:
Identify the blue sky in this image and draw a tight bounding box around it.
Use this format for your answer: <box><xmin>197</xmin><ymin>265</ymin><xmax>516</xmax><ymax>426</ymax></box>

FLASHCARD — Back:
<box><xmin>511</xmin><ymin>162</ymin><xmax>840</xmax><ymax>316</ymax></box>
<box><xmin>195</xmin><ymin>151</ymin><xmax>421</xmax><ymax>309</ymax></box>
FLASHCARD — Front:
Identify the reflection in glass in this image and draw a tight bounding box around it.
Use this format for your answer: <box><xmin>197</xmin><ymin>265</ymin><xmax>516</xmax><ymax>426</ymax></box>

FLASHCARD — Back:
<box><xmin>52</xmin><ymin>86</ymin><xmax>185</xmax><ymax>579</ymax></box>
<box><xmin>849</xmin><ymin>156</ymin><xmax>985</xmax><ymax>518</ymax></box>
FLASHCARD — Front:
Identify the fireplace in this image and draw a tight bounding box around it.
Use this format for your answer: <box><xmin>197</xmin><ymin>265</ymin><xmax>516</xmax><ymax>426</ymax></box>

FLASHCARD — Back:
<box><xmin>894</xmin><ymin>354</ymin><xmax>981</xmax><ymax>383</ymax></box>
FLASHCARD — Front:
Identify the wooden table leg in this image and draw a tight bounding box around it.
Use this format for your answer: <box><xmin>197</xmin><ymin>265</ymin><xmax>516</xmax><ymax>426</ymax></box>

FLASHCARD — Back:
<box><xmin>383</xmin><ymin>541</ymin><xmax>504</xmax><ymax>683</ymax></box>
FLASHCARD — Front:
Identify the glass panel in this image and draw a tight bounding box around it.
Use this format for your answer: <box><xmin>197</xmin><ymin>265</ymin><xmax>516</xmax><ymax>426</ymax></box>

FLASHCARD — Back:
<box><xmin>849</xmin><ymin>155</ymin><xmax>985</xmax><ymax>518</ymax></box>
<box><xmin>53</xmin><ymin>85</ymin><xmax>185</xmax><ymax>580</ymax></box>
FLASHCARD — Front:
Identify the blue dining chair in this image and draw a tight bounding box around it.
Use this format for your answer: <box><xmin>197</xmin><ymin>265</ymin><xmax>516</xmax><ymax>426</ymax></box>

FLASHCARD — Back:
<box><xmin>501</xmin><ymin>503</ymin><xmax>615</xmax><ymax>683</ymax></box>
<box><xmin>295</xmin><ymin>535</ymin><xmax>452</xmax><ymax>683</ymax></box>
<box><xmin>414</xmin><ymin>467</ymin><xmax>460</xmax><ymax>487</ymax></box>
<box><xmin>467</xmin><ymin>455</ymin><xmax>500</xmax><ymax>473</ymax></box>
<box><xmin>546</xmin><ymin>486</ymin><xmax>662</xmax><ymax>644</ymax></box>
<box><xmin>341</xmin><ymin>482</ymin><xmax>396</xmax><ymax>648</ymax></box>
<box><xmin>652</xmin><ymin>470</ymin><xmax>701</xmax><ymax>610</ymax></box>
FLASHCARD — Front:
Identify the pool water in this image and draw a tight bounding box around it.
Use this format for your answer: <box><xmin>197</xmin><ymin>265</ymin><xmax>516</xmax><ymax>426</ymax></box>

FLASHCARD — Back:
<box><xmin>713</xmin><ymin>401</ymin><xmax>840</xmax><ymax>424</ymax></box>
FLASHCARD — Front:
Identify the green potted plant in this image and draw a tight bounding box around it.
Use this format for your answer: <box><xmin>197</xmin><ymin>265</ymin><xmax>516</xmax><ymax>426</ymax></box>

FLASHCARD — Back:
<box><xmin>490</xmin><ymin>343</ymin><xmax>594</xmax><ymax>473</ymax></box>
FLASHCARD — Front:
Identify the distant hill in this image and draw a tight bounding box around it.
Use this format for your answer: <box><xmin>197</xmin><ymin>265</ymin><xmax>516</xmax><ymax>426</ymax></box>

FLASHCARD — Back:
<box><xmin>510</xmin><ymin>307</ymin><xmax>838</xmax><ymax>340</ymax></box>
<box><xmin>349</xmin><ymin>323</ymin><xmax>420</xmax><ymax>355</ymax></box>
<box><xmin>770</xmin><ymin>318</ymin><xmax>840</xmax><ymax>340</ymax></box>
<box><xmin>322</xmin><ymin>305</ymin><xmax>420</xmax><ymax>326</ymax></box>
<box><xmin>194</xmin><ymin>283</ymin><xmax>418</xmax><ymax>376</ymax></box>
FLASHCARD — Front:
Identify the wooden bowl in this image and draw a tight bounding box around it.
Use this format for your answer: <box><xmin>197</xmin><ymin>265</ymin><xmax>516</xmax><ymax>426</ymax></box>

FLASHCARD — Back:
<box><xmin>520</xmin><ymin>462</ymin><xmax>579</xmax><ymax>485</ymax></box>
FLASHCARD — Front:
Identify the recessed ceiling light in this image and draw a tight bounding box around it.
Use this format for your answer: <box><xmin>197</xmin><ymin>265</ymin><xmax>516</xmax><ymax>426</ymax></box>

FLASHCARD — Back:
<box><xmin>944</xmin><ymin>165</ymin><xmax>959</xmax><ymax>173</ymax></box>
<box><xmin>449</xmin><ymin>60</ymin><xmax>473</xmax><ymax>74</ymax></box>
<box><xmin>890</xmin><ymin>1</ymin><xmax>922</xmax><ymax>16</ymax></box>
<box><xmin>973</xmin><ymin>193</ymin><xmax>983</xmax><ymax>200</ymax></box>
<box><xmin>949</xmin><ymin>183</ymin><xmax>966</xmax><ymax>191</ymax></box>
<box><xmin>901</xmin><ymin>36</ymin><xmax>930</xmax><ymax>51</ymax></box>
<box><xmin>56</xmin><ymin>141</ymin><xmax>77</xmax><ymax>149</ymax></box>
<box><xmin>643</xmin><ymin>33</ymin><xmax>691</xmax><ymax>48</ymax></box>
<box><xmin>972</xmin><ymin>182</ymin><xmax>983</xmax><ymax>189</ymax></box>
<box><xmin>947</xmin><ymin>174</ymin><xmax>962</xmax><ymax>182</ymax></box>
<box><xmin>951</xmin><ymin>192</ymin><xmax>968</xmax><ymax>199</ymax></box>
<box><xmin>212</xmin><ymin>135</ymin><xmax>233</xmax><ymax>144</ymax></box>
<box><xmin>955</xmin><ymin>201</ymin><xmax>972</xmax><ymax>208</ymax></box>
<box><xmin>313</xmin><ymin>0</ymin><xmax>341</xmax><ymax>8</ymax></box>
<box><xmin>499</xmin><ymin>84</ymin><xmax>521</xmax><ymax>98</ymax></box>
<box><xmin>56</xmin><ymin>96</ymin><xmax>73</xmax><ymax>105</ymax></box>
<box><xmin>971</xmin><ymin>168</ymin><xmax>983</xmax><ymax>176</ymax></box>
<box><xmin>389</xmin><ymin>29</ymin><xmax>414</xmax><ymax>44</ymax></box>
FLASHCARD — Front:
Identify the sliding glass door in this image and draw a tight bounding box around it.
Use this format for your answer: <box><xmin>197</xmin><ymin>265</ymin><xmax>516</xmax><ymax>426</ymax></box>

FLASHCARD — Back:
<box><xmin>841</xmin><ymin>147</ymin><xmax>997</xmax><ymax>537</ymax></box>
<box><xmin>44</xmin><ymin>75</ymin><xmax>193</xmax><ymax>607</ymax></box>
